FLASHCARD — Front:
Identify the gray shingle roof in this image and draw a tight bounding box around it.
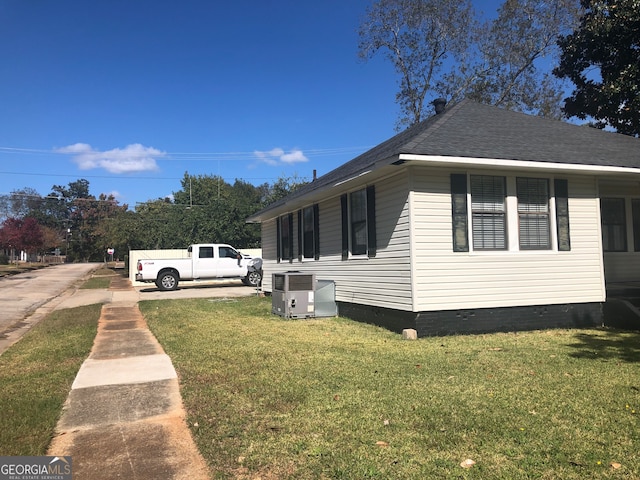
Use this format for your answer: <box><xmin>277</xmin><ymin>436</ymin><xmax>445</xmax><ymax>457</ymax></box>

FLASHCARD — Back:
<box><xmin>249</xmin><ymin>99</ymin><xmax>640</xmax><ymax>221</ymax></box>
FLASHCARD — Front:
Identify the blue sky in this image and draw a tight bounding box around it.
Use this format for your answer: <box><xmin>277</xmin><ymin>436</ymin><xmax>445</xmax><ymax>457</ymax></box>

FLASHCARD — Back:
<box><xmin>1</xmin><ymin>0</ymin><xmax>502</xmax><ymax>208</ymax></box>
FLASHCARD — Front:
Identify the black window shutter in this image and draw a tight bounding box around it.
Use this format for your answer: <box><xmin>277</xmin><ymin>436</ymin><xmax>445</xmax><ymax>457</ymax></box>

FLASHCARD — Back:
<box><xmin>367</xmin><ymin>185</ymin><xmax>377</xmax><ymax>258</ymax></box>
<box><xmin>633</xmin><ymin>200</ymin><xmax>640</xmax><ymax>251</ymax></box>
<box><xmin>554</xmin><ymin>179</ymin><xmax>571</xmax><ymax>251</ymax></box>
<box><xmin>341</xmin><ymin>194</ymin><xmax>349</xmax><ymax>260</ymax></box>
<box><xmin>313</xmin><ymin>204</ymin><xmax>320</xmax><ymax>260</ymax></box>
<box><xmin>451</xmin><ymin>174</ymin><xmax>469</xmax><ymax>252</ymax></box>
<box><xmin>276</xmin><ymin>217</ymin><xmax>281</xmax><ymax>262</ymax></box>
<box><xmin>287</xmin><ymin>213</ymin><xmax>294</xmax><ymax>261</ymax></box>
<box><xmin>297</xmin><ymin>210</ymin><xmax>302</xmax><ymax>261</ymax></box>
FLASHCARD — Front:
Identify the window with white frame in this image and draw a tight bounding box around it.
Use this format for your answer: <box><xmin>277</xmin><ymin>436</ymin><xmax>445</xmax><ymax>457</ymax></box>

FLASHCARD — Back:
<box><xmin>517</xmin><ymin>177</ymin><xmax>550</xmax><ymax>250</ymax></box>
<box><xmin>277</xmin><ymin>213</ymin><xmax>293</xmax><ymax>262</ymax></box>
<box><xmin>299</xmin><ymin>204</ymin><xmax>319</xmax><ymax>260</ymax></box>
<box><xmin>601</xmin><ymin>198</ymin><xmax>627</xmax><ymax>252</ymax></box>
<box><xmin>341</xmin><ymin>186</ymin><xmax>377</xmax><ymax>259</ymax></box>
<box><xmin>350</xmin><ymin>189</ymin><xmax>368</xmax><ymax>255</ymax></box>
<box><xmin>470</xmin><ymin>175</ymin><xmax>507</xmax><ymax>250</ymax></box>
<box><xmin>452</xmin><ymin>174</ymin><xmax>570</xmax><ymax>252</ymax></box>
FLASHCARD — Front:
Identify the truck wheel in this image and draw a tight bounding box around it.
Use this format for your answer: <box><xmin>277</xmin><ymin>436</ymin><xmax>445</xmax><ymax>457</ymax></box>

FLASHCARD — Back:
<box><xmin>244</xmin><ymin>269</ymin><xmax>262</xmax><ymax>287</ymax></box>
<box><xmin>156</xmin><ymin>271</ymin><xmax>178</xmax><ymax>291</ymax></box>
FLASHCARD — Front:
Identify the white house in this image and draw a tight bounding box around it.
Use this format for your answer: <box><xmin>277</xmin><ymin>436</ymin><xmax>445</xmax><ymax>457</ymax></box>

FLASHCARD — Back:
<box><xmin>247</xmin><ymin>100</ymin><xmax>640</xmax><ymax>335</ymax></box>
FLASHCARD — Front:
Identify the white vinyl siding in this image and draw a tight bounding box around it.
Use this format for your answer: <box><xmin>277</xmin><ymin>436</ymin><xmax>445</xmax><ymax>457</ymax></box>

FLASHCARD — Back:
<box><xmin>261</xmin><ymin>172</ymin><xmax>413</xmax><ymax>311</ymax></box>
<box><xmin>262</xmin><ymin>166</ymin><xmax>610</xmax><ymax>314</ymax></box>
<box><xmin>412</xmin><ymin>168</ymin><xmax>604</xmax><ymax>311</ymax></box>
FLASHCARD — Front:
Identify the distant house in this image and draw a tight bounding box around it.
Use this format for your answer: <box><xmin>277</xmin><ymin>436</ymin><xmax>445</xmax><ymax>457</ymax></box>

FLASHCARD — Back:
<box><xmin>247</xmin><ymin>100</ymin><xmax>640</xmax><ymax>336</ymax></box>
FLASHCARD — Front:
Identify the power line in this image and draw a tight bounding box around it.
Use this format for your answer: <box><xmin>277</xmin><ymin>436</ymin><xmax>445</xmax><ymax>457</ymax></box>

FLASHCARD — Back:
<box><xmin>0</xmin><ymin>145</ymin><xmax>370</xmax><ymax>159</ymax></box>
<box><xmin>0</xmin><ymin>170</ymin><xmax>301</xmax><ymax>182</ymax></box>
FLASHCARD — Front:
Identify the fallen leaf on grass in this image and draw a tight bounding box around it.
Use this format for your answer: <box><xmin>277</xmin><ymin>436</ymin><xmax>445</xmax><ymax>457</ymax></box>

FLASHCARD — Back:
<box><xmin>375</xmin><ymin>441</ymin><xmax>389</xmax><ymax>447</ymax></box>
<box><xmin>487</xmin><ymin>347</ymin><xmax>503</xmax><ymax>351</ymax></box>
<box><xmin>611</xmin><ymin>462</ymin><xmax>622</xmax><ymax>469</ymax></box>
<box><xmin>460</xmin><ymin>459</ymin><xmax>476</xmax><ymax>468</ymax></box>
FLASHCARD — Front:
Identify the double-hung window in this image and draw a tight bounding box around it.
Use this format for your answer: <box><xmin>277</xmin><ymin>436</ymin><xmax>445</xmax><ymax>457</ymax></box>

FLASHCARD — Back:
<box><xmin>517</xmin><ymin>177</ymin><xmax>550</xmax><ymax>250</ymax></box>
<box><xmin>601</xmin><ymin>198</ymin><xmax>627</xmax><ymax>252</ymax></box>
<box><xmin>453</xmin><ymin>174</ymin><xmax>570</xmax><ymax>252</ymax></box>
<box><xmin>471</xmin><ymin>175</ymin><xmax>507</xmax><ymax>250</ymax></box>
<box><xmin>350</xmin><ymin>189</ymin><xmax>368</xmax><ymax>255</ymax></box>
<box><xmin>298</xmin><ymin>204</ymin><xmax>320</xmax><ymax>260</ymax></box>
<box><xmin>277</xmin><ymin>213</ymin><xmax>294</xmax><ymax>262</ymax></box>
<box><xmin>341</xmin><ymin>186</ymin><xmax>377</xmax><ymax>259</ymax></box>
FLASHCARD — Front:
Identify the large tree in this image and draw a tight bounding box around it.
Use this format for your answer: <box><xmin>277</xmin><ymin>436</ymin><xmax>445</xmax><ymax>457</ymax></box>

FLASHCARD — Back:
<box><xmin>461</xmin><ymin>0</ymin><xmax>580</xmax><ymax>118</ymax></box>
<box><xmin>172</xmin><ymin>173</ymin><xmax>265</xmax><ymax>248</ymax></box>
<box><xmin>359</xmin><ymin>0</ymin><xmax>581</xmax><ymax>127</ymax></box>
<box><xmin>0</xmin><ymin>217</ymin><xmax>43</xmax><ymax>258</ymax></box>
<box><xmin>0</xmin><ymin>188</ymin><xmax>42</xmax><ymax>221</ymax></box>
<box><xmin>554</xmin><ymin>0</ymin><xmax>640</xmax><ymax>136</ymax></box>
<box><xmin>358</xmin><ymin>0</ymin><xmax>476</xmax><ymax>128</ymax></box>
<box><xmin>70</xmin><ymin>193</ymin><xmax>128</xmax><ymax>262</ymax></box>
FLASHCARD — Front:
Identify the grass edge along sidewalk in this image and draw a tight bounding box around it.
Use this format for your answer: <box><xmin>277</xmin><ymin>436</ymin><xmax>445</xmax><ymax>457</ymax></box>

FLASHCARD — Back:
<box><xmin>141</xmin><ymin>296</ymin><xmax>640</xmax><ymax>480</ymax></box>
<box><xmin>0</xmin><ymin>303</ymin><xmax>100</xmax><ymax>455</ymax></box>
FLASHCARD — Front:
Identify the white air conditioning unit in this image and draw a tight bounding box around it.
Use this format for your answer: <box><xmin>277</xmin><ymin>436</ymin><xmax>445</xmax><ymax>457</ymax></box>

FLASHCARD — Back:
<box><xmin>272</xmin><ymin>272</ymin><xmax>315</xmax><ymax>318</ymax></box>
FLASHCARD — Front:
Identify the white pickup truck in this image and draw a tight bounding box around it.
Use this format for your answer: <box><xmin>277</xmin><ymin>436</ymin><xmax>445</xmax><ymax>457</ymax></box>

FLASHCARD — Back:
<box><xmin>135</xmin><ymin>244</ymin><xmax>263</xmax><ymax>291</ymax></box>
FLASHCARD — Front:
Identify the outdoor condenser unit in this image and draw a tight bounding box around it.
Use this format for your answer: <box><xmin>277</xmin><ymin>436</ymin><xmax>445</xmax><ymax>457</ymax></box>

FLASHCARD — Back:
<box><xmin>272</xmin><ymin>272</ymin><xmax>316</xmax><ymax>318</ymax></box>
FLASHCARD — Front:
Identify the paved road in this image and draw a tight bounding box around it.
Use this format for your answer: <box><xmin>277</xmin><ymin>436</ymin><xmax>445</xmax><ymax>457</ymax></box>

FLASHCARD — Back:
<box><xmin>0</xmin><ymin>264</ymin><xmax>99</xmax><ymax>346</ymax></box>
<box><xmin>0</xmin><ymin>266</ymin><xmax>261</xmax><ymax>355</ymax></box>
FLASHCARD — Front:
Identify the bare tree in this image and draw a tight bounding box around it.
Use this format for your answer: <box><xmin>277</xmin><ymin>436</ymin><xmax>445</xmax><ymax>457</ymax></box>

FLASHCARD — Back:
<box><xmin>466</xmin><ymin>0</ymin><xmax>581</xmax><ymax>117</ymax></box>
<box><xmin>359</xmin><ymin>0</ymin><xmax>581</xmax><ymax>126</ymax></box>
<box><xmin>358</xmin><ymin>0</ymin><xmax>476</xmax><ymax>128</ymax></box>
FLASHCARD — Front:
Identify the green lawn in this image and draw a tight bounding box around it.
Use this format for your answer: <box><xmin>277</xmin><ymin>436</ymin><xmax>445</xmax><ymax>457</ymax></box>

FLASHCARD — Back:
<box><xmin>79</xmin><ymin>267</ymin><xmax>119</xmax><ymax>289</ymax></box>
<box><xmin>0</xmin><ymin>304</ymin><xmax>100</xmax><ymax>455</ymax></box>
<box><xmin>141</xmin><ymin>296</ymin><xmax>640</xmax><ymax>479</ymax></box>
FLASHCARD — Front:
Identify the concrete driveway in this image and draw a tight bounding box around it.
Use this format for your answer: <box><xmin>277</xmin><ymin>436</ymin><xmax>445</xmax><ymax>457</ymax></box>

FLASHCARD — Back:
<box><xmin>134</xmin><ymin>278</ymin><xmax>261</xmax><ymax>300</ymax></box>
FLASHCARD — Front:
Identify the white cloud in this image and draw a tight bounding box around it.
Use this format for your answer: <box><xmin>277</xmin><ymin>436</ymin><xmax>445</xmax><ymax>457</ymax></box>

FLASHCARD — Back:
<box><xmin>253</xmin><ymin>147</ymin><xmax>308</xmax><ymax>166</ymax></box>
<box><xmin>106</xmin><ymin>190</ymin><xmax>123</xmax><ymax>202</ymax></box>
<box><xmin>56</xmin><ymin>143</ymin><xmax>165</xmax><ymax>173</ymax></box>
<box><xmin>281</xmin><ymin>149</ymin><xmax>308</xmax><ymax>164</ymax></box>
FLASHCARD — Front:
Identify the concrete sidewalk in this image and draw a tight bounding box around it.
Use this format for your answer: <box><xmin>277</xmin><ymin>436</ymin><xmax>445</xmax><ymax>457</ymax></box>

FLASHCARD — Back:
<box><xmin>48</xmin><ymin>276</ymin><xmax>210</xmax><ymax>480</ymax></box>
